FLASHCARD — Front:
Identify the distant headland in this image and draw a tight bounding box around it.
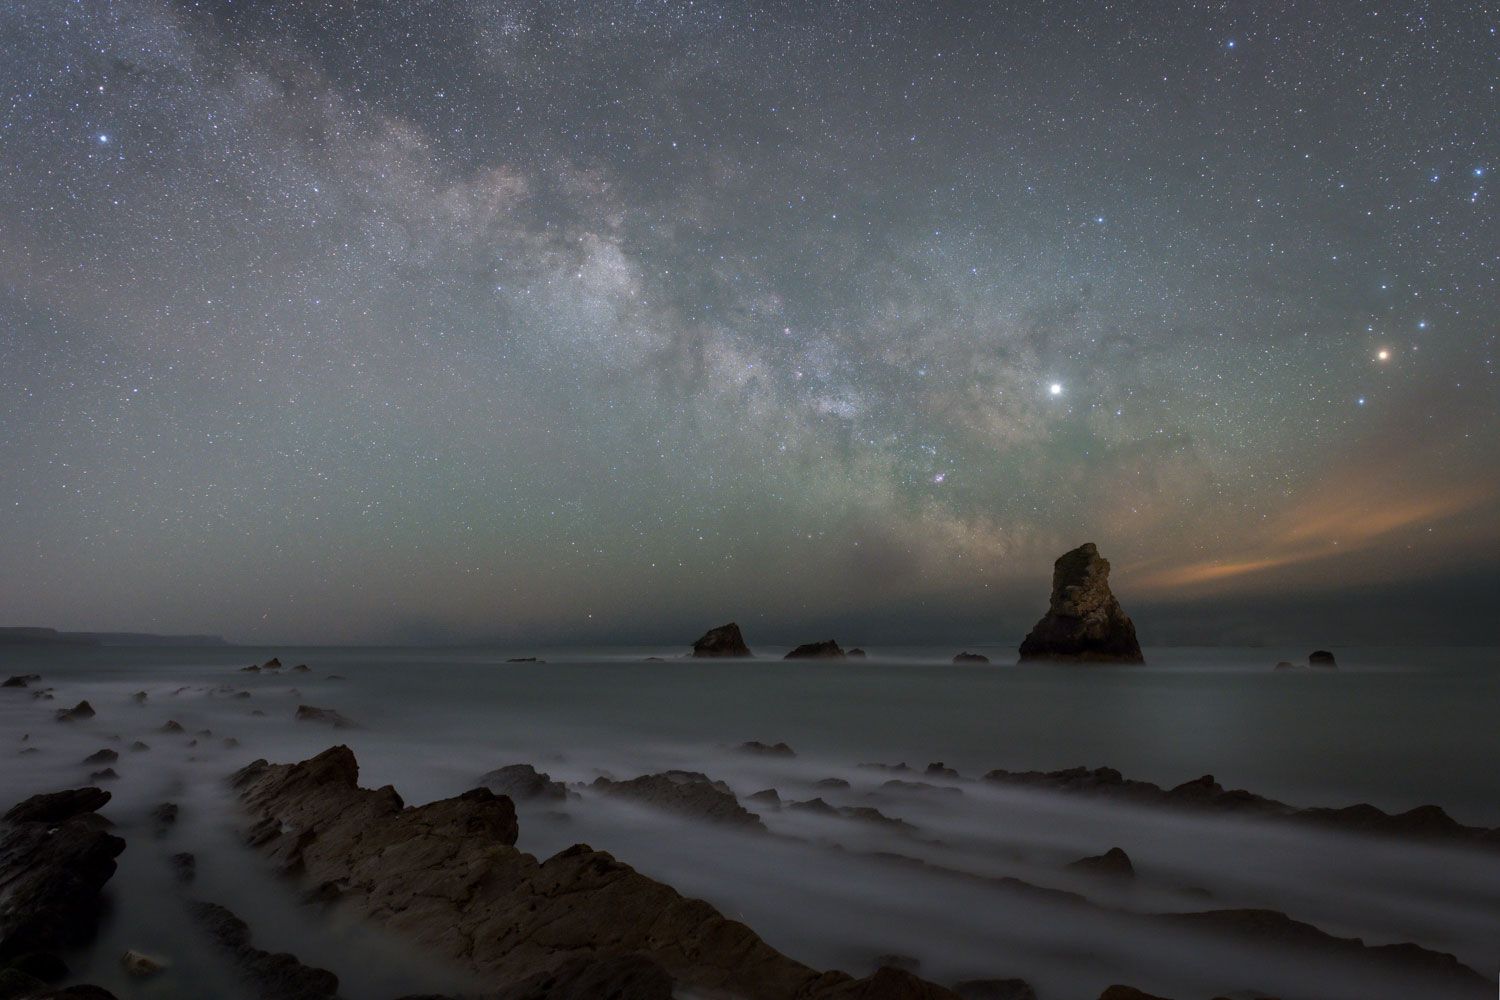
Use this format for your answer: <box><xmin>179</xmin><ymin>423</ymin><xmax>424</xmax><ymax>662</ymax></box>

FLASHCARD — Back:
<box><xmin>0</xmin><ymin>627</ymin><xmax>230</xmax><ymax>647</ymax></box>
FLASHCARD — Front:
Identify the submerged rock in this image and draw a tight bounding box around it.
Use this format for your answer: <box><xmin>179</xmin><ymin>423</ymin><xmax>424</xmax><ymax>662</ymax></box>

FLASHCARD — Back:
<box><xmin>738</xmin><ymin>740</ymin><xmax>796</xmax><ymax>757</ymax></box>
<box><xmin>952</xmin><ymin>652</ymin><xmax>990</xmax><ymax>664</ymax></box>
<box><xmin>1017</xmin><ymin>543</ymin><xmax>1143</xmax><ymax>663</ymax></box>
<box><xmin>231</xmin><ymin>746</ymin><xmax>958</xmax><ymax>999</ymax></box>
<box><xmin>480</xmin><ymin>764</ymin><xmax>567</xmax><ymax>802</ymax></box>
<box><xmin>847</xmin><ymin>648</ymin><xmax>868</xmax><ymax>658</ymax></box>
<box><xmin>293</xmin><ymin>705</ymin><xmax>357</xmax><ymax>729</ymax></box>
<box><xmin>1273</xmin><ymin>660</ymin><xmax>1301</xmax><ymax>671</ymax></box>
<box><xmin>191</xmin><ymin>901</ymin><xmax>339</xmax><ymax>1000</ymax></box>
<box><xmin>593</xmin><ymin>771</ymin><xmax>765</xmax><ymax>830</ymax></box>
<box><xmin>1066</xmin><ymin>846</ymin><xmax>1135</xmax><ymax>879</ymax></box>
<box><xmin>54</xmin><ymin>701</ymin><xmax>96</xmax><ymax>723</ymax></box>
<box><xmin>2</xmin><ymin>674</ymin><xmax>41</xmax><ymax>689</ymax></box>
<box><xmin>692</xmin><ymin>622</ymin><xmax>753</xmax><ymax>658</ymax></box>
<box><xmin>169</xmin><ymin>852</ymin><xmax>196</xmax><ymax>884</ymax></box>
<box><xmin>785</xmin><ymin>640</ymin><xmax>845</xmax><ymax>660</ymax></box>
<box><xmin>80</xmin><ymin>749</ymin><xmax>118</xmax><ymax>766</ymax></box>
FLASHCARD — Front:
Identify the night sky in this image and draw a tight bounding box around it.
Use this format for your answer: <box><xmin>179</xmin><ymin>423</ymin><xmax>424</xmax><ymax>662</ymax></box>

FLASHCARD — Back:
<box><xmin>2</xmin><ymin>2</ymin><xmax>1496</xmax><ymax>645</ymax></box>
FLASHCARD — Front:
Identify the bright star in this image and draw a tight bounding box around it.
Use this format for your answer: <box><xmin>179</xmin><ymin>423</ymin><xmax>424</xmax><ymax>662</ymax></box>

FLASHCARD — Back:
<box><xmin>1048</xmin><ymin>382</ymin><xmax>1063</xmax><ymax>397</ymax></box>
<box><xmin>97</xmin><ymin>133</ymin><xmax>109</xmax><ymax>144</ymax></box>
<box><xmin>1376</xmin><ymin>349</ymin><xmax>1390</xmax><ymax>362</ymax></box>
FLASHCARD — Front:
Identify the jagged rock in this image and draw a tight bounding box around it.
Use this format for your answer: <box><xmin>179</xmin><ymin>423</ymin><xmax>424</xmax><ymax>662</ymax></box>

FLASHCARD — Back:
<box><xmin>593</xmin><ymin>771</ymin><xmax>765</xmax><ymax>830</ymax></box>
<box><xmin>1017</xmin><ymin>543</ymin><xmax>1143</xmax><ymax>663</ymax></box>
<box><xmin>785</xmin><ymin>640</ymin><xmax>845</xmax><ymax>659</ymax></box>
<box><xmin>80</xmin><ymin>749</ymin><xmax>117</xmax><ymax>766</ymax></box>
<box><xmin>294</xmin><ymin>705</ymin><xmax>357</xmax><ymax>729</ymax></box>
<box><xmin>925</xmin><ymin>763</ymin><xmax>960</xmax><ymax>779</ymax></box>
<box><xmin>951</xmin><ymin>980</ymin><xmax>1036</xmax><ymax>1000</ymax></box>
<box><xmin>1066</xmin><ymin>846</ymin><xmax>1134</xmax><ymax>878</ymax></box>
<box><xmin>836</xmin><ymin>806</ymin><xmax>917</xmax><ymax>833</ymax></box>
<box><xmin>231</xmin><ymin>747</ymin><xmax>958</xmax><ymax>1000</ymax></box>
<box><xmin>54</xmin><ymin>702</ymin><xmax>95</xmax><ymax>723</ymax></box>
<box><xmin>952</xmin><ymin>652</ymin><xmax>989</xmax><ymax>664</ymax></box>
<box><xmin>0</xmin><ymin>787</ymin><xmax>124</xmax><ymax>967</ymax></box>
<box><xmin>190</xmin><ymin>901</ymin><xmax>339</xmax><ymax>1000</ymax></box>
<box><xmin>170</xmin><ymin>852</ymin><xmax>196</xmax><ymax>884</ymax></box>
<box><xmin>480</xmin><ymin>764</ymin><xmax>567</xmax><ymax>802</ymax></box>
<box><xmin>262</xmin><ymin>658</ymin><xmax>281</xmax><ymax>669</ymax></box>
<box><xmin>120</xmin><ymin>949</ymin><xmax>166</xmax><ymax>977</ymax></box>
<box><xmin>1308</xmin><ymin>649</ymin><xmax>1337</xmax><ymax>668</ymax></box>
<box><xmin>692</xmin><ymin>622</ymin><xmax>753</xmax><ymax>658</ymax></box>
<box><xmin>788</xmin><ymin>797</ymin><xmax>838</xmax><ymax>817</ymax></box>
<box><xmin>2</xmin><ymin>675</ymin><xmax>40</xmax><ymax>689</ymax></box>
<box><xmin>748</xmin><ymin>789</ymin><xmax>781</xmax><ymax>807</ymax></box>
<box><xmin>738</xmin><ymin>740</ymin><xmax>796</xmax><ymax>757</ymax></box>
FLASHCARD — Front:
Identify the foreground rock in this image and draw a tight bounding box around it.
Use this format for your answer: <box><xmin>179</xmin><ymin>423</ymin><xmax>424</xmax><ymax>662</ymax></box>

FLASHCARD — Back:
<box><xmin>984</xmin><ymin>765</ymin><xmax>1500</xmax><ymax>848</ymax></box>
<box><xmin>692</xmin><ymin>622</ymin><xmax>753</xmax><ymax>658</ymax></box>
<box><xmin>0</xmin><ymin>787</ymin><xmax>125</xmax><ymax>980</ymax></box>
<box><xmin>480</xmin><ymin>764</ymin><xmax>567</xmax><ymax>802</ymax></box>
<box><xmin>1017</xmin><ymin>543</ymin><xmax>1143</xmax><ymax>663</ymax></box>
<box><xmin>785</xmin><ymin>640</ymin><xmax>846</xmax><ymax>660</ymax></box>
<box><xmin>592</xmin><ymin>771</ymin><xmax>765</xmax><ymax>830</ymax></box>
<box><xmin>231</xmin><ymin>747</ymin><xmax>957</xmax><ymax>999</ymax></box>
<box><xmin>191</xmin><ymin>901</ymin><xmax>340</xmax><ymax>1000</ymax></box>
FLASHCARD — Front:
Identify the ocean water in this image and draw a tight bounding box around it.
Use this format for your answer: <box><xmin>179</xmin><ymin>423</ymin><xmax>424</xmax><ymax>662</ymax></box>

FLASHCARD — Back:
<box><xmin>3</xmin><ymin>642</ymin><xmax>1499</xmax><ymax>1000</ymax></box>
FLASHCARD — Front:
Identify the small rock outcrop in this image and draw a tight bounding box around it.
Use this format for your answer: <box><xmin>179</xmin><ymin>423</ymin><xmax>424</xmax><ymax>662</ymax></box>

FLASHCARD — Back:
<box><xmin>952</xmin><ymin>652</ymin><xmax>990</xmax><ymax>664</ymax></box>
<box><xmin>1017</xmin><ymin>543</ymin><xmax>1143</xmax><ymax>663</ymax></box>
<box><xmin>480</xmin><ymin>764</ymin><xmax>567</xmax><ymax>802</ymax></box>
<box><xmin>1066</xmin><ymin>846</ymin><xmax>1135</xmax><ymax>879</ymax></box>
<box><xmin>785</xmin><ymin>640</ymin><xmax>845</xmax><ymax>660</ymax></box>
<box><xmin>293</xmin><ymin>705</ymin><xmax>357</xmax><ymax>729</ymax></box>
<box><xmin>692</xmin><ymin>622</ymin><xmax>753</xmax><ymax>658</ymax></box>
<box><xmin>847</xmin><ymin>648</ymin><xmax>868</xmax><ymax>658</ymax></box>
<box><xmin>1309</xmin><ymin>649</ymin><xmax>1338</xmax><ymax>668</ymax></box>
<box><xmin>54</xmin><ymin>701</ymin><xmax>96</xmax><ymax>722</ymax></box>
<box><xmin>2</xmin><ymin>674</ymin><xmax>40</xmax><ymax>689</ymax></box>
<box><xmin>592</xmin><ymin>771</ymin><xmax>765</xmax><ymax>830</ymax></box>
<box><xmin>738</xmin><ymin>740</ymin><xmax>796</xmax><ymax>757</ymax></box>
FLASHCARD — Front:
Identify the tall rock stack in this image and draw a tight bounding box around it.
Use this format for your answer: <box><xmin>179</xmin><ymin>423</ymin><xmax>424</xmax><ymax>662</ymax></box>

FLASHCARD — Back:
<box><xmin>691</xmin><ymin>622</ymin><xmax>753</xmax><ymax>658</ymax></box>
<box><xmin>1018</xmin><ymin>543</ymin><xmax>1144</xmax><ymax>663</ymax></box>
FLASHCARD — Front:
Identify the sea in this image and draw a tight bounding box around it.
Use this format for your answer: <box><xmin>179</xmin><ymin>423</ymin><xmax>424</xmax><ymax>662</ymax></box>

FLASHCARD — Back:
<box><xmin>3</xmin><ymin>642</ymin><xmax>1498</xmax><ymax>1000</ymax></box>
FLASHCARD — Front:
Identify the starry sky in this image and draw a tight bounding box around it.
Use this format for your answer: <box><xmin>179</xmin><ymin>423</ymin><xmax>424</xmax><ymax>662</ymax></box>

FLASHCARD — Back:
<box><xmin>2</xmin><ymin>1</ymin><xmax>1497</xmax><ymax>646</ymax></box>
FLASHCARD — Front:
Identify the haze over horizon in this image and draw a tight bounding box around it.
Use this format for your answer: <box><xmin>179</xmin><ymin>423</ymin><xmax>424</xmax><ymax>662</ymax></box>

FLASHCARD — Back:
<box><xmin>3</xmin><ymin>2</ymin><xmax>1497</xmax><ymax>646</ymax></box>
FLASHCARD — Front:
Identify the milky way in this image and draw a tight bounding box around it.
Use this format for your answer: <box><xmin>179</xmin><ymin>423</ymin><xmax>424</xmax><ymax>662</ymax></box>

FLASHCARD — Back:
<box><xmin>2</xmin><ymin>2</ymin><xmax>1496</xmax><ymax>643</ymax></box>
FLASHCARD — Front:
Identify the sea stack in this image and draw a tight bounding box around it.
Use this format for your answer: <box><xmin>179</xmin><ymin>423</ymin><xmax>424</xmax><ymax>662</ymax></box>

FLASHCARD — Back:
<box><xmin>692</xmin><ymin>622</ymin><xmax>753</xmax><ymax>658</ymax></box>
<box><xmin>1018</xmin><ymin>543</ymin><xmax>1143</xmax><ymax>663</ymax></box>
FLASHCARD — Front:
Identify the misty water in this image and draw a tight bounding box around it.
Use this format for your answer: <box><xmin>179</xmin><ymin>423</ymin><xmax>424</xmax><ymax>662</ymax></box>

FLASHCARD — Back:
<box><xmin>4</xmin><ymin>642</ymin><xmax>1499</xmax><ymax>999</ymax></box>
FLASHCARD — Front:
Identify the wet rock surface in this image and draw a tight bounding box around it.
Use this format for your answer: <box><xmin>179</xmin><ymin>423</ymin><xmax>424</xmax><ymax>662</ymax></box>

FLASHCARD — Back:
<box><xmin>231</xmin><ymin>746</ymin><xmax>958</xmax><ymax>999</ymax></box>
<box><xmin>1017</xmin><ymin>543</ymin><xmax>1143</xmax><ymax>663</ymax></box>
